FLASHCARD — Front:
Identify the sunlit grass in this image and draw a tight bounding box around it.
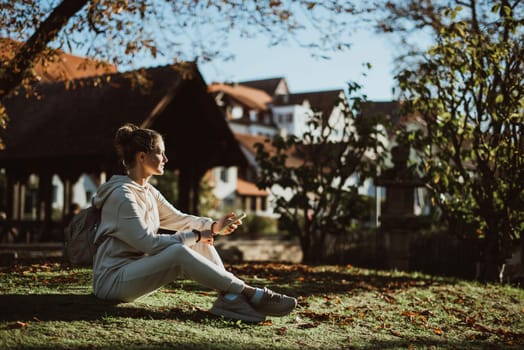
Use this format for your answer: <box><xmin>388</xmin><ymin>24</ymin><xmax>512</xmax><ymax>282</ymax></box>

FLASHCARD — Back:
<box><xmin>1</xmin><ymin>259</ymin><xmax>523</xmax><ymax>349</ymax></box>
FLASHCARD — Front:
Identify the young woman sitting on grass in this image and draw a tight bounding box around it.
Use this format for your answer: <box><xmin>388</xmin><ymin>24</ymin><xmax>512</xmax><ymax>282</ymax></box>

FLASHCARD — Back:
<box><xmin>91</xmin><ymin>123</ymin><xmax>296</xmax><ymax>322</ymax></box>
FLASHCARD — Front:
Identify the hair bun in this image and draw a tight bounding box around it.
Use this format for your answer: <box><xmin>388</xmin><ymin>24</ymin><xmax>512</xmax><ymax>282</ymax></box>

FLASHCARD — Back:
<box><xmin>115</xmin><ymin>123</ymin><xmax>139</xmax><ymax>144</ymax></box>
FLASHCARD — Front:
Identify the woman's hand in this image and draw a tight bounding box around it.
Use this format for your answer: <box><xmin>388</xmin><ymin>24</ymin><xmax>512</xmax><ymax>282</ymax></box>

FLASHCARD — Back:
<box><xmin>199</xmin><ymin>230</ymin><xmax>215</xmax><ymax>245</ymax></box>
<box><xmin>212</xmin><ymin>213</ymin><xmax>243</xmax><ymax>236</ymax></box>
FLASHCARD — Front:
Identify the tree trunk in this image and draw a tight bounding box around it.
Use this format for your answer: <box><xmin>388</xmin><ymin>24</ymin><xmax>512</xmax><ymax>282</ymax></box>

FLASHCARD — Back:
<box><xmin>479</xmin><ymin>230</ymin><xmax>504</xmax><ymax>282</ymax></box>
<box><xmin>300</xmin><ymin>230</ymin><xmax>325</xmax><ymax>264</ymax></box>
<box><xmin>0</xmin><ymin>0</ymin><xmax>88</xmax><ymax>99</ymax></box>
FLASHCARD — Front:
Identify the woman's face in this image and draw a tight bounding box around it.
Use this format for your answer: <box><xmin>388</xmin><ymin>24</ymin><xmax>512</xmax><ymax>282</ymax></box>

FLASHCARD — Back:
<box><xmin>142</xmin><ymin>137</ymin><xmax>168</xmax><ymax>176</ymax></box>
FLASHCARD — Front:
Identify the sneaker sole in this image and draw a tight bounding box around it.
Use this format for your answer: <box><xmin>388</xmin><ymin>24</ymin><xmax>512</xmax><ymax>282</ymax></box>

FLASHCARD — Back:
<box><xmin>255</xmin><ymin>299</ymin><xmax>298</xmax><ymax>316</ymax></box>
<box><xmin>209</xmin><ymin>306</ymin><xmax>265</xmax><ymax>323</ymax></box>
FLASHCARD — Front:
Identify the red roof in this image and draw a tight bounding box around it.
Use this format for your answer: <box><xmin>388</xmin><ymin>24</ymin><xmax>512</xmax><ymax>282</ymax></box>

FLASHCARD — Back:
<box><xmin>272</xmin><ymin>89</ymin><xmax>345</xmax><ymax>118</ymax></box>
<box><xmin>238</xmin><ymin>77</ymin><xmax>288</xmax><ymax>96</ymax></box>
<box><xmin>237</xmin><ymin>178</ymin><xmax>268</xmax><ymax>196</ymax></box>
<box><xmin>234</xmin><ymin>132</ymin><xmax>304</xmax><ymax>168</ymax></box>
<box><xmin>208</xmin><ymin>82</ymin><xmax>272</xmax><ymax>111</ymax></box>
<box><xmin>0</xmin><ymin>38</ymin><xmax>117</xmax><ymax>82</ymax></box>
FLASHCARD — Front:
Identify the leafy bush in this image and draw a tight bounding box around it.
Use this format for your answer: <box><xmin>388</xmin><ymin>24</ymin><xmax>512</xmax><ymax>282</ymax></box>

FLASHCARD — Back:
<box><xmin>236</xmin><ymin>215</ymin><xmax>278</xmax><ymax>235</ymax></box>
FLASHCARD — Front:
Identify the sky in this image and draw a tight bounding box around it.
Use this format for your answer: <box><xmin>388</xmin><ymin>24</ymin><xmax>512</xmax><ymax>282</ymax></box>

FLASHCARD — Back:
<box><xmin>196</xmin><ymin>29</ymin><xmax>398</xmax><ymax>102</ymax></box>
<box><xmin>51</xmin><ymin>0</ymin><xmax>399</xmax><ymax>103</ymax></box>
<box><xmin>41</xmin><ymin>0</ymin><xmax>400</xmax><ymax>102</ymax></box>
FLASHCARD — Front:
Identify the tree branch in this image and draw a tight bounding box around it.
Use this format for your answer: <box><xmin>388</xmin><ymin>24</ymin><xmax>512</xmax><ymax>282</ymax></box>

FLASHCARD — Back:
<box><xmin>0</xmin><ymin>0</ymin><xmax>88</xmax><ymax>99</ymax></box>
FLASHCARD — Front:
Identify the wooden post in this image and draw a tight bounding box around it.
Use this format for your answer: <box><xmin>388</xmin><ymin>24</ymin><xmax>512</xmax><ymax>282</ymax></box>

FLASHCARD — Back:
<box><xmin>38</xmin><ymin>172</ymin><xmax>53</xmax><ymax>224</ymax></box>
<box><xmin>6</xmin><ymin>173</ymin><xmax>15</xmax><ymax>220</ymax></box>
<box><xmin>18</xmin><ymin>181</ymin><xmax>26</xmax><ymax>221</ymax></box>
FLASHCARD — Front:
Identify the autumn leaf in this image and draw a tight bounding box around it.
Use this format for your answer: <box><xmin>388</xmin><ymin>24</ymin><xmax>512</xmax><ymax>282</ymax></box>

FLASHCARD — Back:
<box><xmin>383</xmin><ymin>293</ymin><xmax>397</xmax><ymax>304</ymax></box>
<box><xmin>434</xmin><ymin>328</ymin><xmax>443</xmax><ymax>336</ymax></box>
<box><xmin>466</xmin><ymin>316</ymin><xmax>476</xmax><ymax>326</ymax></box>
<box><xmin>297</xmin><ymin>322</ymin><xmax>319</xmax><ymax>329</ymax></box>
<box><xmin>299</xmin><ymin>310</ymin><xmax>330</xmax><ymax>322</ymax></box>
<box><xmin>474</xmin><ymin>324</ymin><xmax>491</xmax><ymax>333</ymax></box>
<box><xmin>8</xmin><ymin>321</ymin><xmax>29</xmax><ymax>329</ymax></box>
<box><xmin>390</xmin><ymin>329</ymin><xmax>403</xmax><ymax>337</ymax></box>
<box><xmin>276</xmin><ymin>327</ymin><xmax>288</xmax><ymax>336</ymax></box>
<box><xmin>401</xmin><ymin>310</ymin><xmax>418</xmax><ymax>317</ymax></box>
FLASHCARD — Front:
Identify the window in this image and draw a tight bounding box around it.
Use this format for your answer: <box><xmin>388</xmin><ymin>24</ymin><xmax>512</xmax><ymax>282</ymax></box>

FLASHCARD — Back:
<box><xmin>231</xmin><ymin>106</ymin><xmax>243</xmax><ymax>119</ymax></box>
<box><xmin>260</xmin><ymin>196</ymin><xmax>267</xmax><ymax>211</ymax></box>
<box><xmin>220</xmin><ymin>168</ymin><xmax>228</xmax><ymax>182</ymax></box>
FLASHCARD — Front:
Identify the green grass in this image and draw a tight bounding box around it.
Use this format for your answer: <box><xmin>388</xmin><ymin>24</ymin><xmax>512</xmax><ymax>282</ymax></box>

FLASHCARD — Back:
<box><xmin>1</xmin><ymin>259</ymin><xmax>523</xmax><ymax>349</ymax></box>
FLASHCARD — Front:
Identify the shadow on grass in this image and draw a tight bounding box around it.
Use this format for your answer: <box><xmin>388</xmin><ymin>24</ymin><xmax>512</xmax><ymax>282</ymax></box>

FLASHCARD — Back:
<box><xmin>229</xmin><ymin>262</ymin><xmax>456</xmax><ymax>297</ymax></box>
<box><xmin>352</xmin><ymin>338</ymin><xmax>516</xmax><ymax>350</ymax></box>
<box><xmin>0</xmin><ymin>293</ymin><xmax>213</xmax><ymax>324</ymax></box>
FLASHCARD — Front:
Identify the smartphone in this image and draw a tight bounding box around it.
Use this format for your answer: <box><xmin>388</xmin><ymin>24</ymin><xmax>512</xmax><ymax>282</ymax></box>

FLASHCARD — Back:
<box><xmin>217</xmin><ymin>212</ymin><xmax>247</xmax><ymax>234</ymax></box>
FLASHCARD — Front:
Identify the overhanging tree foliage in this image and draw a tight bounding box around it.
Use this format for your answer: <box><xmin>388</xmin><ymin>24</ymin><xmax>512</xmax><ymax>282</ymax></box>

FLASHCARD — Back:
<box><xmin>255</xmin><ymin>83</ymin><xmax>386</xmax><ymax>263</ymax></box>
<box><xmin>395</xmin><ymin>2</ymin><xmax>524</xmax><ymax>280</ymax></box>
<box><xmin>0</xmin><ymin>0</ymin><xmax>372</xmax><ymax>146</ymax></box>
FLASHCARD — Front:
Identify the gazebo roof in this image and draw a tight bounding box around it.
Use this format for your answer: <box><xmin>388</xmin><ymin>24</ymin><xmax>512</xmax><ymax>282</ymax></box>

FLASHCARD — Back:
<box><xmin>0</xmin><ymin>63</ymin><xmax>247</xmax><ymax>175</ymax></box>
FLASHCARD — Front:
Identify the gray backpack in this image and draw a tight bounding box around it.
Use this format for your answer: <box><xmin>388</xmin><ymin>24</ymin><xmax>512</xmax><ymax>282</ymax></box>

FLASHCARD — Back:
<box><xmin>64</xmin><ymin>205</ymin><xmax>105</xmax><ymax>266</ymax></box>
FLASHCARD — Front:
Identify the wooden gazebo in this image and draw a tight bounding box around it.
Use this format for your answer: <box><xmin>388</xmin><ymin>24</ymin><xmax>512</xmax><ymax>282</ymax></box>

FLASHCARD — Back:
<box><xmin>0</xmin><ymin>63</ymin><xmax>247</xmax><ymax>242</ymax></box>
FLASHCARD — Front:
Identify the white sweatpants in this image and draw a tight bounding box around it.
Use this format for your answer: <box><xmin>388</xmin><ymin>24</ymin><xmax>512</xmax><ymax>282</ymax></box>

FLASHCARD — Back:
<box><xmin>97</xmin><ymin>242</ymin><xmax>245</xmax><ymax>302</ymax></box>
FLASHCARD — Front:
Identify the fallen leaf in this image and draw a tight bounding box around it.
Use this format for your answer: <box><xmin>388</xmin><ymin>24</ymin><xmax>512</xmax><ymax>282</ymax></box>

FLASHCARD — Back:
<box><xmin>474</xmin><ymin>323</ymin><xmax>491</xmax><ymax>333</ymax></box>
<box><xmin>377</xmin><ymin>323</ymin><xmax>391</xmax><ymax>330</ymax></box>
<box><xmin>298</xmin><ymin>322</ymin><xmax>319</xmax><ymax>329</ymax></box>
<box><xmin>434</xmin><ymin>328</ymin><xmax>443</xmax><ymax>335</ymax></box>
<box><xmin>420</xmin><ymin>309</ymin><xmax>433</xmax><ymax>317</ymax></box>
<box><xmin>276</xmin><ymin>327</ymin><xmax>288</xmax><ymax>336</ymax></box>
<box><xmin>390</xmin><ymin>329</ymin><xmax>403</xmax><ymax>337</ymax></box>
<box><xmin>466</xmin><ymin>316</ymin><xmax>476</xmax><ymax>326</ymax></box>
<box><xmin>401</xmin><ymin>310</ymin><xmax>419</xmax><ymax>318</ymax></box>
<box><xmin>383</xmin><ymin>293</ymin><xmax>397</xmax><ymax>304</ymax></box>
<box><xmin>8</xmin><ymin>321</ymin><xmax>29</xmax><ymax>329</ymax></box>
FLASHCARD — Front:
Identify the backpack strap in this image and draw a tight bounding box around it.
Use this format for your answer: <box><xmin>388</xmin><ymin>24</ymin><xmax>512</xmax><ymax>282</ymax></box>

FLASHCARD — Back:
<box><xmin>91</xmin><ymin>186</ymin><xmax>119</xmax><ymax>250</ymax></box>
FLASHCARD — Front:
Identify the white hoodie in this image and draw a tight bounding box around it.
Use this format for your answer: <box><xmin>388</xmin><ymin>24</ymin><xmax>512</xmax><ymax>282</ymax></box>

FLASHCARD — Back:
<box><xmin>91</xmin><ymin>175</ymin><xmax>214</xmax><ymax>295</ymax></box>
